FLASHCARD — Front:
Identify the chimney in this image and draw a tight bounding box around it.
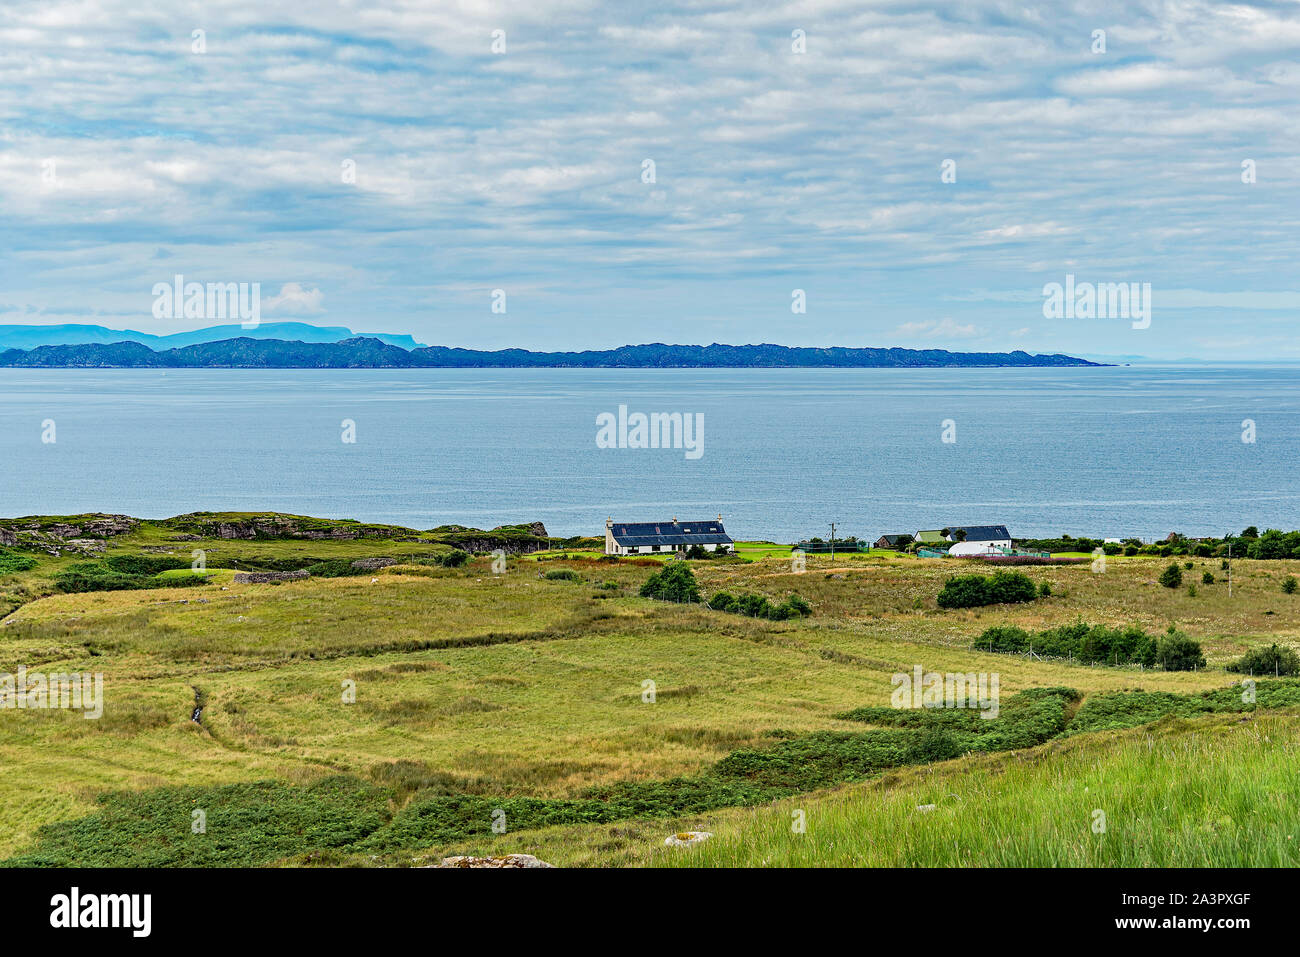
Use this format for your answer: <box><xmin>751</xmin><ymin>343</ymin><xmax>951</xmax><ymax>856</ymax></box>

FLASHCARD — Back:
<box><xmin>717</xmin><ymin>514</ymin><xmax>722</xmax><ymax>522</ymax></box>
<box><xmin>672</xmin><ymin>516</ymin><xmax>678</xmax><ymax>523</ymax></box>
<box><xmin>606</xmin><ymin>516</ymin><xmax>613</xmax><ymax>530</ymax></box>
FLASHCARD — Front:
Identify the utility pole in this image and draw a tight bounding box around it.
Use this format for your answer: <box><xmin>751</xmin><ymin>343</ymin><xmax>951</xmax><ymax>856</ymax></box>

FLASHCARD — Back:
<box><xmin>1226</xmin><ymin>534</ymin><xmax>1232</xmax><ymax>598</ymax></box>
<box><xmin>829</xmin><ymin>522</ymin><xmax>837</xmax><ymax>562</ymax></box>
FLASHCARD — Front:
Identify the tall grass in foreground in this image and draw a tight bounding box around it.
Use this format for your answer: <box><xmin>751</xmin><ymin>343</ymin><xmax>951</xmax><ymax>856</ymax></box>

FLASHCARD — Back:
<box><xmin>655</xmin><ymin>714</ymin><xmax>1300</xmax><ymax>867</ymax></box>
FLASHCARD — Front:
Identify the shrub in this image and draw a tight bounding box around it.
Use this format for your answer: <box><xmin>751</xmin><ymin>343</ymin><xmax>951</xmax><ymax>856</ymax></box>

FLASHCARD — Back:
<box><xmin>102</xmin><ymin>554</ymin><xmax>192</xmax><ymax>575</ymax></box>
<box><xmin>1283</xmin><ymin>576</ymin><xmax>1297</xmax><ymax>595</ymax></box>
<box><xmin>972</xmin><ymin>625</ymin><xmax>1031</xmax><ymax>653</ymax></box>
<box><xmin>1227</xmin><ymin>644</ymin><xmax>1300</xmax><ymax>677</ymax></box>
<box><xmin>639</xmin><ymin>562</ymin><xmax>701</xmax><ymax>603</ymax></box>
<box><xmin>1202</xmin><ymin>571</ymin><xmax>1214</xmax><ymax>584</ymax></box>
<box><xmin>974</xmin><ymin>620</ymin><xmax>1162</xmax><ymax>668</ymax></box>
<box><xmin>783</xmin><ymin>594</ymin><xmax>812</xmax><ymax>617</ymax></box>
<box><xmin>55</xmin><ymin>565</ymin><xmax>148</xmax><ymax>592</ymax></box>
<box><xmin>936</xmin><ymin>571</ymin><xmax>1036</xmax><ymax>609</ymax></box>
<box><xmin>1183</xmin><ymin>560</ymin><xmax>1194</xmax><ymax>570</ymax></box>
<box><xmin>0</xmin><ymin>549</ymin><xmax>38</xmax><ymax>575</ymax></box>
<box><xmin>708</xmin><ymin>590</ymin><xmax>810</xmax><ymax>620</ymax></box>
<box><xmin>305</xmin><ymin>559</ymin><xmax>367</xmax><ymax>578</ymax></box>
<box><xmin>1158</xmin><ymin>563</ymin><xmax>1183</xmax><ymax>588</ymax></box>
<box><xmin>435</xmin><ymin>549</ymin><xmax>470</xmax><ymax>568</ymax></box>
<box><xmin>544</xmin><ymin>569</ymin><xmax>581</xmax><ymax>582</ymax></box>
<box><xmin>708</xmin><ymin>591</ymin><xmax>737</xmax><ymax>612</ymax></box>
<box><xmin>1187</xmin><ymin>584</ymin><xmax>1197</xmax><ymax>597</ymax></box>
<box><xmin>1038</xmin><ymin>582</ymin><xmax>1052</xmax><ymax>597</ymax></box>
<box><xmin>1156</xmin><ymin>628</ymin><xmax>1205</xmax><ymax>671</ymax></box>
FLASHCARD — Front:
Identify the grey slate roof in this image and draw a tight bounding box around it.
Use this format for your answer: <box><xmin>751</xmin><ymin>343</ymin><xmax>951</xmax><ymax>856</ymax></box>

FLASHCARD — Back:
<box><xmin>948</xmin><ymin>525</ymin><xmax>1011</xmax><ymax>541</ymax></box>
<box><xmin>610</xmin><ymin>520</ymin><xmax>732</xmax><ymax>547</ymax></box>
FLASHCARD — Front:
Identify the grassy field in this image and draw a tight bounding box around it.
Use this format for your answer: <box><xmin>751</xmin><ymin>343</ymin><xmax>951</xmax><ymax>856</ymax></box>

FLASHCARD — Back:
<box><xmin>1</xmin><ymin>517</ymin><xmax>1297</xmax><ymax>865</ymax></box>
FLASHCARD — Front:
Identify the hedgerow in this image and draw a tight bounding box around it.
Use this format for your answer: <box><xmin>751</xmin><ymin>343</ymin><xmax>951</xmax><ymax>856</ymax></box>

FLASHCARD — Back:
<box><xmin>972</xmin><ymin>621</ymin><xmax>1205</xmax><ymax>670</ymax></box>
<box><xmin>936</xmin><ymin>571</ymin><xmax>1037</xmax><ymax>609</ymax></box>
<box><xmin>708</xmin><ymin>591</ymin><xmax>811</xmax><ymax>620</ymax></box>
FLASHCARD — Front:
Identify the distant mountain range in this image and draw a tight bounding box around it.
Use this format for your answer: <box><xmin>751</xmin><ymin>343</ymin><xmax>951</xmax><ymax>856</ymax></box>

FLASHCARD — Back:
<box><xmin>0</xmin><ymin>335</ymin><xmax>1102</xmax><ymax>368</ymax></box>
<box><xmin>0</xmin><ymin>322</ymin><xmax>423</xmax><ymax>351</ymax></box>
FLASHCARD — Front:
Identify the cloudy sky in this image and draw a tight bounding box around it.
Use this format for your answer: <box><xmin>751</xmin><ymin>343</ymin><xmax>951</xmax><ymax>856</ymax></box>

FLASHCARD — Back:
<box><xmin>2</xmin><ymin>0</ymin><xmax>1298</xmax><ymax>358</ymax></box>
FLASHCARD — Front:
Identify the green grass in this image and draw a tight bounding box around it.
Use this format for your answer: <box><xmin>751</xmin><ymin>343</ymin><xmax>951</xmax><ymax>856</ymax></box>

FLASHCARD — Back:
<box><xmin>650</xmin><ymin>712</ymin><xmax>1300</xmax><ymax>867</ymax></box>
<box><xmin>2</xmin><ymin>519</ymin><xmax>1299</xmax><ymax>865</ymax></box>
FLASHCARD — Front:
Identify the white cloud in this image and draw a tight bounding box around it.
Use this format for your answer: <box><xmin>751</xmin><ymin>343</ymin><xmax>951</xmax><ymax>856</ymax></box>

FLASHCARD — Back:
<box><xmin>0</xmin><ymin>0</ymin><xmax>1296</xmax><ymax>355</ymax></box>
<box><xmin>262</xmin><ymin>283</ymin><xmax>324</xmax><ymax>315</ymax></box>
<box><xmin>891</xmin><ymin>319</ymin><xmax>982</xmax><ymax>340</ymax></box>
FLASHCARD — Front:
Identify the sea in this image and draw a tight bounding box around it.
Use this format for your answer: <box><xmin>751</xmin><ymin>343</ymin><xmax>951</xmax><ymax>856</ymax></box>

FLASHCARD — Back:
<box><xmin>1</xmin><ymin>365</ymin><xmax>1296</xmax><ymax>543</ymax></box>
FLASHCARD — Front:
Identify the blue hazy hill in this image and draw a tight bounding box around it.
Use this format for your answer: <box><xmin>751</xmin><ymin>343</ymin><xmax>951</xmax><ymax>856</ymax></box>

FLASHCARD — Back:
<box><xmin>0</xmin><ymin>322</ymin><xmax>424</xmax><ymax>351</ymax></box>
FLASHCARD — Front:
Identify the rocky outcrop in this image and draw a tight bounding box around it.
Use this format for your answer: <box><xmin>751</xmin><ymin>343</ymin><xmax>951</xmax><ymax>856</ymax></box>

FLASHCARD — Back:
<box><xmin>492</xmin><ymin>522</ymin><xmax>549</xmax><ymax>538</ymax></box>
<box><xmin>202</xmin><ymin>518</ymin><xmax>396</xmax><ymax>541</ymax></box>
<box><xmin>63</xmin><ymin>539</ymin><xmax>107</xmax><ymax>554</ymax></box>
<box><xmin>350</xmin><ymin>557</ymin><xmax>398</xmax><ymax>571</ymax></box>
<box><xmin>0</xmin><ymin>514</ymin><xmax>137</xmax><ymax>550</ymax></box>
<box><xmin>232</xmin><ymin>569</ymin><xmax>310</xmax><ymax>584</ymax></box>
<box><xmin>433</xmin><ymin>855</ymin><xmax>554</xmax><ymax>868</ymax></box>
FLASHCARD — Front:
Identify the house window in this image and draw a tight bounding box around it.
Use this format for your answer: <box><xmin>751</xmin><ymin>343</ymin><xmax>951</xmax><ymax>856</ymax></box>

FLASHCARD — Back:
<box><xmin>651</xmin><ymin>545</ymin><xmax>660</xmax><ymax>552</ymax></box>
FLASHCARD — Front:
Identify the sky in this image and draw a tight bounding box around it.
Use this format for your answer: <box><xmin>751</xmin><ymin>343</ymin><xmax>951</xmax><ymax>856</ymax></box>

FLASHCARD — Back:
<box><xmin>1</xmin><ymin>0</ymin><xmax>1298</xmax><ymax>359</ymax></box>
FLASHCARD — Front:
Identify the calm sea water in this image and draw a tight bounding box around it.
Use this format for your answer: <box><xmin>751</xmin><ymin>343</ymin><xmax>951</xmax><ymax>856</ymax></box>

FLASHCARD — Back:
<box><xmin>0</xmin><ymin>366</ymin><xmax>1296</xmax><ymax>542</ymax></box>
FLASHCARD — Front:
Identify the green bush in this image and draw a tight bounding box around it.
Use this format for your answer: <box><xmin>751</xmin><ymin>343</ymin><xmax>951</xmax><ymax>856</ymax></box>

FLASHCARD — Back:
<box><xmin>1227</xmin><ymin>644</ymin><xmax>1300</xmax><ymax>677</ymax></box>
<box><xmin>304</xmin><ymin>559</ymin><xmax>367</xmax><ymax>578</ymax></box>
<box><xmin>54</xmin><ymin>565</ymin><xmax>148</xmax><ymax>593</ymax></box>
<box><xmin>53</xmin><ymin>560</ymin><xmax>210</xmax><ymax>593</ymax></box>
<box><xmin>974</xmin><ymin>620</ymin><xmax>1161</xmax><ymax>667</ymax></box>
<box><xmin>639</xmin><ymin>562</ymin><xmax>701</xmax><ymax>603</ymax></box>
<box><xmin>1156</xmin><ymin>627</ymin><xmax>1206</xmax><ymax>671</ymax></box>
<box><xmin>544</xmin><ymin>568</ymin><xmax>581</xmax><ymax>582</ymax></box>
<box><xmin>1283</xmin><ymin>576</ymin><xmax>1297</xmax><ymax>595</ymax></box>
<box><xmin>435</xmin><ymin>549</ymin><xmax>470</xmax><ymax>568</ymax></box>
<box><xmin>102</xmin><ymin>554</ymin><xmax>192</xmax><ymax>575</ymax></box>
<box><xmin>972</xmin><ymin>625</ymin><xmax>1031</xmax><ymax>653</ymax></box>
<box><xmin>1038</xmin><ymin>582</ymin><xmax>1052</xmax><ymax>597</ymax></box>
<box><xmin>936</xmin><ymin>571</ymin><xmax>1037</xmax><ymax>609</ymax></box>
<box><xmin>708</xmin><ymin>590</ymin><xmax>810</xmax><ymax>620</ymax></box>
<box><xmin>1158</xmin><ymin>563</ymin><xmax>1183</xmax><ymax>588</ymax></box>
<box><xmin>708</xmin><ymin>591</ymin><xmax>737</xmax><ymax>611</ymax></box>
<box><xmin>1202</xmin><ymin>571</ymin><xmax>1214</xmax><ymax>584</ymax></box>
<box><xmin>0</xmin><ymin>549</ymin><xmax>38</xmax><ymax>575</ymax></box>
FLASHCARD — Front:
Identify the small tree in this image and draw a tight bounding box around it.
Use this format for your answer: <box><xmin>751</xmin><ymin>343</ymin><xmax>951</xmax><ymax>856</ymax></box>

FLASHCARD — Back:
<box><xmin>1227</xmin><ymin>643</ymin><xmax>1300</xmax><ymax>677</ymax></box>
<box><xmin>1284</xmin><ymin>576</ymin><xmax>1298</xmax><ymax>595</ymax></box>
<box><xmin>1202</xmin><ymin>571</ymin><xmax>1214</xmax><ymax>584</ymax></box>
<box><xmin>1157</xmin><ymin>627</ymin><xmax>1205</xmax><ymax>671</ymax></box>
<box><xmin>1158</xmin><ymin>563</ymin><xmax>1183</xmax><ymax>589</ymax></box>
<box><xmin>640</xmin><ymin>562</ymin><xmax>701</xmax><ymax>603</ymax></box>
